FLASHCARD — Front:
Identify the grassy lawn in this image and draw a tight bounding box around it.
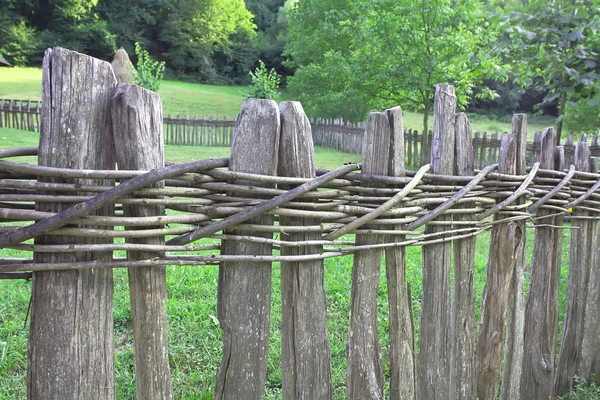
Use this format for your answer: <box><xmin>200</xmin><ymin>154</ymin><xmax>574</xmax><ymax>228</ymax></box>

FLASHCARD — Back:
<box><xmin>0</xmin><ymin>125</ymin><xmax>579</xmax><ymax>398</ymax></box>
<box><xmin>0</xmin><ymin>67</ymin><xmax>557</xmax><ymax>136</ymax></box>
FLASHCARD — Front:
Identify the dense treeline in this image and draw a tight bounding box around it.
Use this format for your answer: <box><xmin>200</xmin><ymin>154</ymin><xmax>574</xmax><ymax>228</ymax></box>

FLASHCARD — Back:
<box><xmin>0</xmin><ymin>0</ymin><xmax>291</xmax><ymax>84</ymax></box>
<box><xmin>1</xmin><ymin>0</ymin><xmax>599</xmax><ymax>137</ymax></box>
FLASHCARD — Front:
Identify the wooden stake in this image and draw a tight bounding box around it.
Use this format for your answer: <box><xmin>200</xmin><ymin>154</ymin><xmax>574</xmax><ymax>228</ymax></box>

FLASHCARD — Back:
<box><xmin>28</xmin><ymin>47</ymin><xmax>116</xmax><ymax>400</ymax></box>
<box><xmin>111</xmin><ymin>83</ymin><xmax>173</xmax><ymax>399</ymax></box>
<box><xmin>278</xmin><ymin>101</ymin><xmax>333</xmax><ymax>400</ymax></box>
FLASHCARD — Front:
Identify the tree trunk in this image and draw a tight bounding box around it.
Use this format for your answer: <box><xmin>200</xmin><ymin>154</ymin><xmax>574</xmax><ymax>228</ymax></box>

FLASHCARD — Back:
<box><xmin>556</xmin><ymin>92</ymin><xmax>566</xmax><ymax>146</ymax></box>
<box><xmin>420</xmin><ymin>93</ymin><xmax>431</xmax><ymax>166</ymax></box>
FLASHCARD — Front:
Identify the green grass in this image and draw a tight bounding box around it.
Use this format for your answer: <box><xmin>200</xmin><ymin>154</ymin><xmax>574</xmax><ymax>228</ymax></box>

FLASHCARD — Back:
<box><xmin>0</xmin><ymin>128</ymin><xmax>583</xmax><ymax>398</ymax></box>
<box><xmin>0</xmin><ymin>67</ymin><xmax>557</xmax><ymax>137</ymax></box>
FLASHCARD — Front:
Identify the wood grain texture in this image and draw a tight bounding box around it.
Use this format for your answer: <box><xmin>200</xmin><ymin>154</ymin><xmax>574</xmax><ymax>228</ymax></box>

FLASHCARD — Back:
<box><xmin>500</xmin><ymin>114</ymin><xmax>528</xmax><ymax>400</ymax></box>
<box><xmin>520</xmin><ymin>127</ymin><xmax>559</xmax><ymax>400</ymax></box>
<box><xmin>29</xmin><ymin>47</ymin><xmax>117</xmax><ymax>400</ymax></box>
<box><xmin>449</xmin><ymin>112</ymin><xmax>476</xmax><ymax>400</ymax></box>
<box><xmin>346</xmin><ymin>111</ymin><xmax>389</xmax><ymax>400</ymax></box>
<box><xmin>417</xmin><ymin>84</ymin><xmax>455</xmax><ymax>400</ymax></box>
<box><xmin>278</xmin><ymin>101</ymin><xmax>332</xmax><ymax>400</ymax></box>
<box><xmin>555</xmin><ymin>141</ymin><xmax>593</xmax><ymax>395</ymax></box>
<box><xmin>110</xmin><ymin>83</ymin><xmax>173</xmax><ymax>400</ymax></box>
<box><xmin>476</xmin><ymin>133</ymin><xmax>524</xmax><ymax>400</ymax></box>
<box><xmin>214</xmin><ymin>99</ymin><xmax>280</xmax><ymax>400</ymax></box>
<box><xmin>579</xmin><ymin>158</ymin><xmax>600</xmax><ymax>382</ymax></box>
<box><xmin>383</xmin><ymin>106</ymin><xmax>415</xmax><ymax>400</ymax></box>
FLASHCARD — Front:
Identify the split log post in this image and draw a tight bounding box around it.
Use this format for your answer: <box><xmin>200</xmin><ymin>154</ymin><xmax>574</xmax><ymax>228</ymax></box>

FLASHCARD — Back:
<box><xmin>555</xmin><ymin>140</ymin><xmax>593</xmax><ymax>395</ymax></box>
<box><xmin>579</xmin><ymin>157</ymin><xmax>600</xmax><ymax>381</ymax></box>
<box><xmin>520</xmin><ymin>127</ymin><xmax>560</xmax><ymax>400</ymax></box>
<box><xmin>500</xmin><ymin>114</ymin><xmax>528</xmax><ymax>400</ymax></box>
<box><xmin>417</xmin><ymin>84</ymin><xmax>456</xmax><ymax>400</ymax></box>
<box><xmin>278</xmin><ymin>101</ymin><xmax>333</xmax><ymax>400</ymax></box>
<box><xmin>214</xmin><ymin>99</ymin><xmax>280</xmax><ymax>399</ymax></box>
<box><xmin>29</xmin><ymin>47</ymin><xmax>116</xmax><ymax>399</ymax></box>
<box><xmin>346</xmin><ymin>111</ymin><xmax>390</xmax><ymax>399</ymax></box>
<box><xmin>384</xmin><ymin>106</ymin><xmax>415</xmax><ymax>399</ymax></box>
<box><xmin>449</xmin><ymin>112</ymin><xmax>476</xmax><ymax>400</ymax></box>
<box><xmin>476</xmin><ymin>133</ymin><xmax>524</xmax><ymax>400</ymax></box>
<box><xmin>110</xmin><ymin>83</ymin><xmax>173</xmax><ymax>399</ymax></box>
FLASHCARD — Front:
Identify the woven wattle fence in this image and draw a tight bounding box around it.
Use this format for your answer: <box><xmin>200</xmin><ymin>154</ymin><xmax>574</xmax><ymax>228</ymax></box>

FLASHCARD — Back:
<box><xmin>2</xmin><ymin>48</ymin><xmax>600</xmax><ymax>400</ymax></box>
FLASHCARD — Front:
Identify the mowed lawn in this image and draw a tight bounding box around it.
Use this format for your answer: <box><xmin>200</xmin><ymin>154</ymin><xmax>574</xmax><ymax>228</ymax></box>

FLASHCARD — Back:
<box><xmin>0</xmin><ymin>125</ymin><xmax>577</xmax><ymax>398</ymax></box>
<box><xmin>0</xmin><ymin>67</ymin><xmax>558</xmax><ymax>136</ymax></box>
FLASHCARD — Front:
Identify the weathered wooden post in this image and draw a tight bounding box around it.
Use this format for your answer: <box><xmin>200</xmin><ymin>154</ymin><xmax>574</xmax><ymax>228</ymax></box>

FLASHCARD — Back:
<box><xmin>384</xmin><ymin>106</ymin><xmax>415</xmax><ymax>399</ymax></box>
<box><xmin>500</xmin><ymin>114</ymin><xmax>527</xmax><ymax>400</ymax></box>
<box><xmin>555</xmin><ymin>140</ymin><xmax>593</xmax><ymax>395</ymax></box>
<box><xmin>579</xmin><ymin>157</ymin><xmax>600</xmax><ymax>383</ymax></box>
<box><xmin>278</xmin><ymin>101</ymin><xmax>333</xmax><ymax>400</ymax></box>
<box><xmin>346</xmin><ymin>111</ymin><xmax>390</xmax><ymax>399</ymax></box>
<box><xmin>110</xmin><ymin>83</ymin><xmax>173</xmax><ymax>399</ymax></box>
<box><xmin>476</xmin><ymin>133</ymin><xmax>524</xmax><ymax>400</ymax></box>
<box><xmin>449</xmin><ymin>112</ymin><xmax>476</xmax><ymax>400</ymax></box>
<box><xmin>214</xmin><ymin>99</ymin><xmax>280</xmax><ymax>399</ymax></box>
<box><xmin>417</xmin><ymin>84</ymin><xmax>455</xmax><ymax>400</ymax></box>
<box><xmin>29</xmin><ymin>47</ymin><xmax>116</xmax><ymax>399</ymax></box>
<box><xmin>520</xmin><ymin>127</ymin><xmax>560</xmax><ymax>400</ymax></box>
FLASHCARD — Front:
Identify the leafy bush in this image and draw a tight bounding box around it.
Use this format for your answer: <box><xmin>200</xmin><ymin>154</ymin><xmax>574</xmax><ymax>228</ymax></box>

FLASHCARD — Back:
<box><xmin>134</xmin><ymin>42</ymin><xmax>166</xmax><ymax>92</ymax></box>
<box><xmin>560</xmin><ymin>375</ymin><xmax>600</xmax><ymax>400</ymax></box>
<box><xmin>245</xmin><ymin>60</ymin><xmax>280</xmax><ymax>100</ymax></box>
<box><xmin>0</xmin><ymin>21</ymin><xmax>39</xmax><ymax>66</ymax></box>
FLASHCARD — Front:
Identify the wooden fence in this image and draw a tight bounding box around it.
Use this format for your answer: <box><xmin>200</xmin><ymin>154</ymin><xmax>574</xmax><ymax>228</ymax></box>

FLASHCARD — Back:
<box><xmin>0</xmin><ymin>99</ymin><xmax>42</xmax><ymax>131</ymax></box>
<box><xmin>4</xmin><ymin>97</ymin><xmax>599</xmax><ymax>170</ymax></box>
<box><xmin>2</xmin><ymin>48</ymin><xmax>600</xmax><ymax>400</ymax></box>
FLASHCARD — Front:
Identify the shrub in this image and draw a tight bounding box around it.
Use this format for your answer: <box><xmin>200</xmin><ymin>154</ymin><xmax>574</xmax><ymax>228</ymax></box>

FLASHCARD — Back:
<box><xmin>0</xmin><ymin>21</ymin><xmax>39</xmax><ymax>66</ymax></box>
<box><xmin>134</xmin><ymin>42</ymin><xmax>165</xmax><ymax>92</ymax></box>
<box><xmin>245</xmin><ymin>60</ymin><xmax>280</xmax><ymax>100</ymax></box>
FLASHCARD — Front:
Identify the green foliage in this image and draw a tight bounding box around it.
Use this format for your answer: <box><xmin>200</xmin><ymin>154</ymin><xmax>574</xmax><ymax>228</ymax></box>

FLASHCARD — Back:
<box><xmin>493</xmin><ymin>0</ymin><xmax>600</xmax><ymax>139</ymax></box>
<box><xmin>559</xmin><ymin>375</ymin><xmax>600</xmax><ymax>399</ymax></box>
<box><xmin>134</xmin><ymin>42</ymin><xmax>166</xmax><ymax>92</ymax></box>
<box><xmin>0</xmin><ymin>20</ymin><xmax>39</xmax><ymax>66</ymax></box>
<box><xmin>245</xmin><ymin>60</ymin><xmax>281</xmax><ymax>99</ymax></box>
<box><xmin>285</xmin><ymin>0</ymin><xmax>504</xmax><ymax>136</ymax></box>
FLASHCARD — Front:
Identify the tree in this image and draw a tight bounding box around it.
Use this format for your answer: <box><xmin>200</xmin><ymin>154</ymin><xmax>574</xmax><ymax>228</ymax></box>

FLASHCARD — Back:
<box><xmin>285</xmin><ymin>0</ymin><xmax>502</xmax><ymax>163</ymax></box>
<box><xmin>159</xmin><ymin>0</ymin><xmax>256</xmax><ymax>77</ymax></box>
<box><xmin>495</xmin><ymin>0</ymin><xmax>600</xmax><ymax>143</ymax></box>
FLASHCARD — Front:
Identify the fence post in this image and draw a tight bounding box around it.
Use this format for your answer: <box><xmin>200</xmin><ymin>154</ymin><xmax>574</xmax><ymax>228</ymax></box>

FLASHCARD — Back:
<box><xmin>417</xmin><ymin>84</ymin><xmax>455</xmax><ymax>400</ymax></box>
<box><xmin>29</xmin><ymin>47</ymin><xmax>116</xmax><ymax>399</ymax></box>
<box><xmin>476</xmin><ymin>133</ymin><xmax>524</xmax><ymax>400</ymax></box>
<box><xmin>384</xmin><ymin>106</ymin><xmax>415</xmax><ymax>399</ymax></box>
<box><xmin>214</xmin><ymin>99</ymin><xmax>280</xmax><ymax>399</ymax></box>
<box><xmin>346</xmin><ymin>111</ymin><xmax>390</xmax><ymax>399</ymax></box>
<box><xmin>520</xmin><ymin>127</ymin><xmax>559</xmax><ymax>399</ymax></box>
<box><xmin>449</xmin><ymin>112</ymin><xmax>476</xmax><ymax>400</ymax></box>
<box><xmin>555</xmin><ymin>140</ymin><xmax>593</xmax><ymax>395</ymax></box>
<box><xmin>110</xmin><ymin>83</ymin><xmax>173</xmax><ymax>399</ymax></box>
<box><xmin>278</xmin><ymin>101</ymin><xmax>332</xmax><ymax>400</ymax></box>
<box><xmin>579</xmin><ymin>157</ymin><xmax>600</xmax><ymax>382</ymax></box>
<box><xmin>500</xmin><ymin>114</ymin><xmax>528</xmax><ymax>400</ymax></box>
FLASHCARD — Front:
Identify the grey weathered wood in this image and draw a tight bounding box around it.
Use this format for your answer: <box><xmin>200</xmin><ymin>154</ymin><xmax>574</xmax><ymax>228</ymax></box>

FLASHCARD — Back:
<box><xmin>29</xmin><ymin>47</ymin><xmax>116</xmax><ymax>399</ymax></box>
<box><xmin>214</xmin><ymin>99</ymin><xmax>280</xmax><ymax>400</ymax></box>
<box><xmin>417</xmin><ymin>84</ymin><xmax>455</xmax><ymax>400</ymax></box>
<box><xmin>500</xmin><ymin>114</ymin><xmax>528</xmax><ymax>400</ymax></box>
<box><xmin>476</xmin><ymin>133</ymin><xmax>524</xmax><ymax>400</ymax></box>
<box><xmin>519</xmin><ymin>127</ymin><xmax>560</xmax><ymax>400</ymax></box>
<box><xmin>110</xmin><ymin>83</ymin><xmax>173</xmax><ymax>400</ymax></box>
<box><xmin>384</xmin><ymin>107</ymin><xmax>415</xmax><ymax>400</ymax></box>
<box><xmin>449</xmin><ymin>112</ymin><xmax>476</xmax><ymax>400</ymax></box>
<box><xmin>278</xmin><ymin>101</ymin><xmax>332</xmax><ymax>400</ymax></box>
<box><xmin>579</xmin><ymin>157</ymin><xmax>600</xmax><ymax>382</ymax></box>
<box><xmin>346</xmin><ymin>111</ymin><xmax>389</xmax><ymax>399</ymax></box>
<box><xmin>555</xmin><ymin>141</ymin><xmax>593</xmax><ymax>395</ymax></box>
